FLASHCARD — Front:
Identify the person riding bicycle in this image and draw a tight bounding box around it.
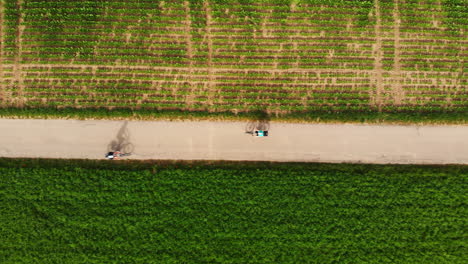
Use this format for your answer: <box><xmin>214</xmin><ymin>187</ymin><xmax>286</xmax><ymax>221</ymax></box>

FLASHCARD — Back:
<box><xmin>105</xmin><ymin>151</ymin><xmax>121</xmax><ymax>160</ymax></box>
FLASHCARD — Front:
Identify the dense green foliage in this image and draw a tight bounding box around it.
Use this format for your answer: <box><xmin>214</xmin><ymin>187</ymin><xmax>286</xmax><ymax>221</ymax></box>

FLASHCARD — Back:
<box><xmin>1</xmin><ymin>0</ymin><xmax>466</xmax><ymax>121</ymax></box>
<box><xmin>1</xmin><ymin>159</ymin><xmax>467</xmax><ymax>263</ymax></box>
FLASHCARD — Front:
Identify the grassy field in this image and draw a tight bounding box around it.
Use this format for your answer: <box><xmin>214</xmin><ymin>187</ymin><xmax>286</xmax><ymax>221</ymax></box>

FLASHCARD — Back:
<box><xmin>0</xmin><ymin>158</ymin><xmax>467</xmax><ymax>263</ymax></box>
<box><xmin>0</xmin><ymin>0</ymin><xmax>466</xmax><ymax>122</ymax></box>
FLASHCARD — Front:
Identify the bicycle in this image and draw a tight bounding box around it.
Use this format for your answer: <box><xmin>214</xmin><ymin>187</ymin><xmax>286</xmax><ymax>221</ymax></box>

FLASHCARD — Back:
<box><xmin>105</xmin><ymin>151</ymin><xmax>131</xmax><ymax>160</ymax></box>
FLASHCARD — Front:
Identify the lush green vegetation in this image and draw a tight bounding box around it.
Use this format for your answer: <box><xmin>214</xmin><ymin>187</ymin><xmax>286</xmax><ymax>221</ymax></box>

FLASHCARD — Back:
<box><xmin>0</xmin><ymin>106</ymin><xmax>467</xmax><ymax>124</ymax></box>
<box><xmin>1</xmin><ymin>0</ymin><xmax>466</xmax><ymax>122</ymax></box>
<box><xmin>1</xmin><ymin>158</ymin><xmax>467</xmax><ymax>263</ymax></box>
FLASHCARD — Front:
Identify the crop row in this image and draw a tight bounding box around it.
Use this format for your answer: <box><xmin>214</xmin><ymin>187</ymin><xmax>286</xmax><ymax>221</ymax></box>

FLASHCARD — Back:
<box><xmin>19</xmin><ymin>0</ymin><xmax>458</xmax><ymax>21</ymax></box>
<box><xmin>6</xmin><ymin>42</ymin><xmax>463</xmax><ymax>58</ymax></box>
<box><xmin>11</xmin><ymin>57</ymin><xmax>381</xmax><ymax>71</ymax></box>
<box><xmin>7</xmin><ymin>66</ymin><xmax>369</xmax><ymax>77</ymax></box>
<box><xmin>11</xmin><ymin>32</ymin><xmax>463</xmax><ymax>49</ymax></box>
<box><xmin>7</xmin><ymin>54</ymin><xmax>462</xmax><ymax>72</ymax></box>
<box><xmin>19</xmin><ymin>22</ymin><xmax>463</xmax><ymax>43</ymax></box>
<box><xmin>11</xmin><ymin>74</ymin><xmax>462</xmax><ymax>93</ymax></box>
<box><xmin>15</xmin><ymin>11</ymin><xmax>464</xmax><ymax>37</ymax></box>
<box><xmin>21</xmin><ymin>97</ymin><xmax>466</xmax><ymax>114</ymax></box>
<box><xmin>22</xmin><ymin>93</ymin><xmax>463</xmax><ymax>108</ymax></box>
<box><xmin>18</xmin><ymin>76</ymin><xmax>464</xmax><ymax>94</ymax></box>
<box><xmin>17</xmin><ymin>55</ymin><xmax>462</xmax><ymax>72</ymax></box>
<box><xmin>17</xmin><ymin>82</ymin><xmax>465</xmax><ymax>101</ymax></box>
<box><xmin>19</xmin><ymin>73</ymin><xmax>375</xmax><ymax>84</ymax></box>
<box><xmin>6</xmin><ymin>63</ymin><xmax>461</xmax><ymax>78</ymax></box>
<box><xmin>14</xmin><ymin>66</ymin><xmax>376</xmax><ymax>80</ymax></box>
<box><xmin>20</xmin><ymin>50</ymin><xmax>459</xmax><ymax>67</ymax></box>
<box><xmin>6</xmin><ymin>64</ymin><xmax>461</xmax><ymax>80</ymax></box>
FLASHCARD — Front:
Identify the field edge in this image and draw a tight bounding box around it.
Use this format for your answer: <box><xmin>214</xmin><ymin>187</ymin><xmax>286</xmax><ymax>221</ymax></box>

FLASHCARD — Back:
<box><xmin>1</xmin><ymin>157</ymin><xmax>467</xmax><ymax>172</ymax></box>
<box><xmin>0</xmin><ymin>106</ymin><xmax>466</xmax><ymax>125</ymax></box>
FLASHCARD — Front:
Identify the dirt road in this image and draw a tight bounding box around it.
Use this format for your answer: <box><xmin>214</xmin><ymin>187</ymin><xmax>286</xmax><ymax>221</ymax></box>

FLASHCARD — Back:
<box><xmin>0</xmin><ymin>118</ymin><xmax>466</xmax><ymax>164</ymax></box>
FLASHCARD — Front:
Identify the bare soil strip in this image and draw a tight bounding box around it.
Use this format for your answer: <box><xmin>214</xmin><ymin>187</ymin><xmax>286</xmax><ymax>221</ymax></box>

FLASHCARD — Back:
<box><xmin>371</xmin><ymin>0</ymin><xmax>384</xmax><ymax>110</ymax></box>
<box><xmin>203</xmin><ymin>0</ymin><xmax>216</xmax><ymax>107</ymax></box>
<box><xmin>13</xmin><ymin>0</ymin><xmax>25</xmax><ymax>107</ymax></box>
<box><xmin>183</xmin><ymin>1</ymin><xmax>197</xmax><ymax>107</ymax></box>
<box><xmin>3</xmin><ymin>63</ymin><xmax>462</xmax><ymax>78</ymax></box>
<box><xmin>183</xmin><ymin>1</ymin><xmax>194</xmax><ymax>66</ymax></box>
<box><xmin>392</xmin><ymin>0</ymin><xmax>404</xmax><ymax>105</ymax></box>
<box><xmin>1</xmin><ymin>63</ymin><xmax>376</xmax><ymax>74</ymax></box>
<box><xmin>0</xmin><ymin>119</ymin><xmax>467</xmax><ymax>165</ymax></box>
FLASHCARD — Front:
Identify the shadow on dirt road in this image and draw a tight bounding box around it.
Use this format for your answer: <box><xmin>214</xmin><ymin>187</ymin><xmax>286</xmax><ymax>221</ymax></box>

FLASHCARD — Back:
<box><xmin>107</xmin><ymin>121</ymin><xmax>135</xmax><ymax>153</ymax></box>
<box><xmin>245</xmin><ymin>110</ymin><xmax>271</xmax><ymax>134</ymax></box>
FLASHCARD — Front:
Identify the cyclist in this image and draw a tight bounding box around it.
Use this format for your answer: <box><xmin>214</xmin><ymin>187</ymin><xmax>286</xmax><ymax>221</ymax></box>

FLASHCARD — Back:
<box><xmin>105</xmin><ymin>151</ymin><xmax>121</xmax><ymax>160</ymax></box>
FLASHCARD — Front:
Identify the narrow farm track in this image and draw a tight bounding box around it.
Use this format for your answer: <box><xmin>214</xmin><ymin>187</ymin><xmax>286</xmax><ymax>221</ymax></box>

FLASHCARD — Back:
<box><xmin>2</xmin><ymin>63</ymin><xmax>375</xmax><ymax>74</ymax></box>
<box><xmin>0</xmin><ymin>119</ymin><xmax>467</xmax><ymax>165</ymax></box>
<box><xmin>203</xmin><ymin>0</ymin><xmax>216</xmax><ymax>107</ymax></box>
<box><xmin>183</xmin><ymin>1</ymin><xmax>196</xmax><ymax>107</ymax></box>
<box><xmin>1</xmin><ymin>63</ymin><xmax>463</xmax><ymax>77</ymax></box>
<box><xmin>392</xmin><ymin>0</ymin><xmax>404</xmax><ymax>105</ymax></box>
<box><xmin>183</xmin><ymin>1</ymin><xmax>194</xmax><ymax>67</ymax></box>
<box><xmin>12</xmin><ymin>0</ymin><xmax>25</xmax><ymax>107</ymax></box>
<box><xmin>372</xmin><ymin>0</ymin><xmax>384</xmax><ymax>109</ymax></box>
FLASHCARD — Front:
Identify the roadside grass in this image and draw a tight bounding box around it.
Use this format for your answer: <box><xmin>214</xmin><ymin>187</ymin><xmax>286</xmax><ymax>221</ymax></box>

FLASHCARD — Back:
<box><xmin>0</xmin><ymin>106</ymin><xmax>466</xmax><ymax>125</ymax></box>
<box><xmin>0</xmin><ymin>158</ymin><xmax>467</xmax><ymax>263</ymax></box>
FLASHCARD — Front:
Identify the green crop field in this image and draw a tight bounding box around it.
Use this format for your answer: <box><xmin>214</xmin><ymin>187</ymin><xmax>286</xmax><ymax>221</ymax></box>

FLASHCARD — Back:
<box><xmin>0</xmin><ymin>0</ymin><xmax>466</xmax><ymax>121</ymax></box>
<box><xmin>1</xmin><ymin>159</ymin><xmax>467</xmax><ymax>263</ymax></box>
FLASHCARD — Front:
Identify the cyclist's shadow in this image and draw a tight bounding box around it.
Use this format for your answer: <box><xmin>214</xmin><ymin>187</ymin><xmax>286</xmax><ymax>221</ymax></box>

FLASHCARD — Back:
<box><xmin>245</xmin><ymin>110</ymin><xmax>270</xmax><ymax>135</ymax></box>
<box><xmin>107</xmin><ymin>121</ymin><xmax>135</xmax><ymax>154</ymax></box>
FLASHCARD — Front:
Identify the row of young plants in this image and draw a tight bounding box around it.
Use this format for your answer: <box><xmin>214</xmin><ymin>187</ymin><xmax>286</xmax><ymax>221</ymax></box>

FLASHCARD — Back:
<box><xmin>23</xmin><ymin>45</ymin><xmax>375</xmax><ymax>62</ymax></box>
<box><xmin>13</xmin><ymin>61</ymin><xmax>459</xmax><ymax>81</ymax></box>
<box><xmin>19</xmin><ymin>67</ymin><xmax>374</xmax><ymax>84</ymax></box>
<box><xmin>21</xmin><ymin>55</ymin><xmax>379</xmax><ymax>70</ymax></box>
<box><xmin>18</xmin><ymin>91</ymin><xmax>463</xmax><ymax>114</ymax></box>
<box><xmin>25</xmin><ymin>95</ymin><xmax>454</xmax><ymax>113</ymax></box>
<box><xmin>19</xmin><ymin>86</ymin><xmax>312</xmax><ymax>104</ymax></box>
<box><xmin>20</xmin><ymin>4</ymin><xmax>376</xmax><ymax>30</ymax></box>
<box><xmin>13</xmin><ymin>55</ymin><xmax>378</xmax><ymax>70</ymax></box>
<box><xmin>20</xmin><ymin>80</ymin><xmax>373</xmax><ymax>96</ymax></box>
<box><xmin>11</xmin><ymin>0</ymin><xmax>464</xmax><ymax>34</ymax></box>
<box><xmin>21</xmin><ymin>27</ymin><xmax>380</xmax><ymax>41</ymax></box>
<box><xmin>20</xmin><ymin>79</ymin><xmax>372</xmax><ymax>101</ymax></box>
<box><xmin>20</xmin><ymin>33</ymin><xmax>379</xmax><ymax>47</ymax></box>
<box><xmin>16</xmin><ymin>63</ymin><xmax>458</xmax><ymax>91</ymax></box>
<box><xmin>19</xmin><ymin>82</ymin><xmax>374</xmax><ymax>108</ymax></box>
<box><xmin>22</xmin><ymin>3</ymin><xmax>373</xmax><ymax>18</ymax></box>
<box><xmin>17</xmin><ymin>35</ymin><xmax>372</xmax><ymax>50</ymax></box>
<box><xmin>15</xmin><ymin>42</ymin><xmax>371</xmax><ymax>60</ymax></box>
<box><xmin>17</xmin><ymin>41</ymin><xmax>373</xmax><ymax>53</ymax></box>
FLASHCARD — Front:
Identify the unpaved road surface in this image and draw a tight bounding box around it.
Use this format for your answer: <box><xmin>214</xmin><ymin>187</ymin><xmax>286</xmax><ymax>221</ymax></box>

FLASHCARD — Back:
<box><xmin>0</xmin><ymin>119</ymin><xmax>467</xmax><ymax>164</ymax></box>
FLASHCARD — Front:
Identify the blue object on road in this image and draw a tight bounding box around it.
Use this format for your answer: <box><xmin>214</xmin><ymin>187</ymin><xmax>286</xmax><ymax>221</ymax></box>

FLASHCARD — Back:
<box><xmin>254</xmin><ymin>130</ymin><xmax>269</xmax><ymax>137</ymax></box>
